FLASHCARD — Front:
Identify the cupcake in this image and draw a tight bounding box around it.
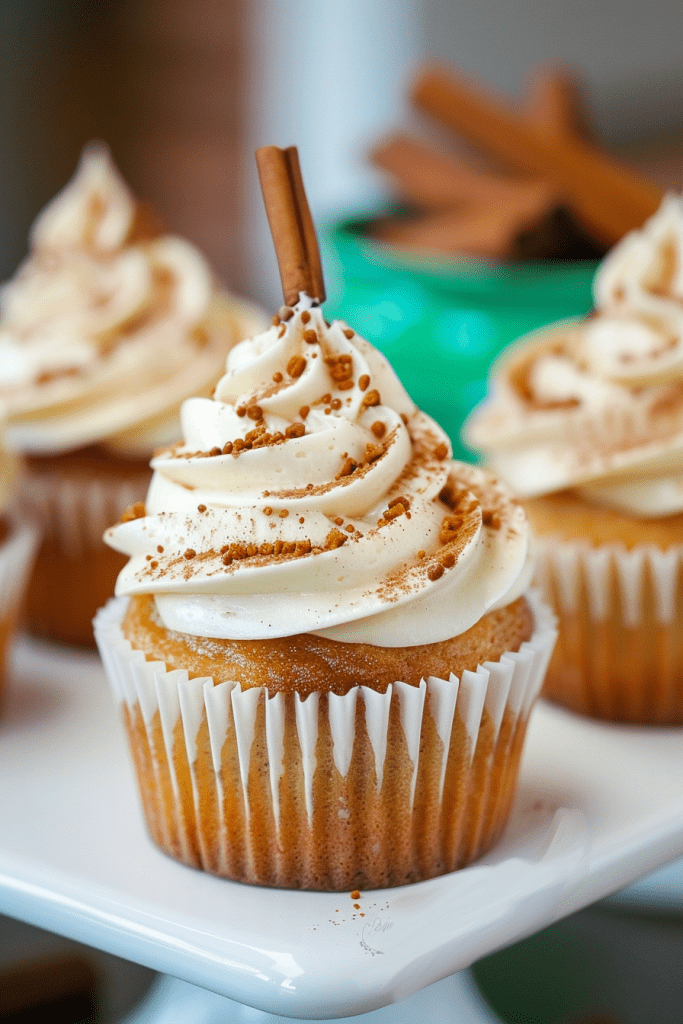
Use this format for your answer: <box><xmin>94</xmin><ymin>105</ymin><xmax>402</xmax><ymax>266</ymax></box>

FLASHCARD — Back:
<box><xmin>0</xmin><ymin>143</ymin><xmax>266</xmax><ymax>646</ymax></box>
<box><xmin>465</xmin><ymin>194</ymin><xmax>683</xmax><ymax>724</ymax></box>
<box><xmin>93</xmin><ymin>146</ymin><xmax>555</xmax><ymax>891</ymax></box>
<box><xmin>0</xmin><ymin>436</ymin><xmax>39</xmax><ymax>706</ymax></box>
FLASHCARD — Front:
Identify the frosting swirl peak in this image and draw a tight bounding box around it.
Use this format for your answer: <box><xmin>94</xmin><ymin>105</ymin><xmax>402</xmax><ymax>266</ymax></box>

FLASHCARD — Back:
<box><xmin>0</xmin><ymin>142</ymin><xmax>264</xmax><ymax>457</ymax></box>
<box><xmin>465</xmin><ymin>195</ymin><xmax>683</xmax><ymax>516</ymax></box>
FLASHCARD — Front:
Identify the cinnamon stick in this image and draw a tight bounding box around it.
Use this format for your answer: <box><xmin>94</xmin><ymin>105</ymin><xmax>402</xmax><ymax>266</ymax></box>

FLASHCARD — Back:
<box><xmin>411</xmin><ymin>65</ymin><xmax>663</xmax><ymax>244</ymax></box>
<box><xmin>372</xmin><ymin>185</ymin><xmax>569</xmax><ymax>260</ymax></box>
<box><xmin>525</xmin><ymin>66</ymin><xmax>593</xmax><ymax>140</ymax></box>
<box><xmin>371</xmin><ymin>134</ymin><xmax>550</xmax><ymax>210</ymax></box>
<box><xmin>256</xmin><ymin>145</ymin><xmax>326</xmax><ymax>307</ymax></box>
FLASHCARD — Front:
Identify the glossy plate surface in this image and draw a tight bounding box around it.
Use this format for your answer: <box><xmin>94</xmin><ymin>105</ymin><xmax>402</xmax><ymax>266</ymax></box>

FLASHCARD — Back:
<box><xmin>1</xmin><ymin>638</ymin><xmax>682</xmax><ymax>1019</ymax></box>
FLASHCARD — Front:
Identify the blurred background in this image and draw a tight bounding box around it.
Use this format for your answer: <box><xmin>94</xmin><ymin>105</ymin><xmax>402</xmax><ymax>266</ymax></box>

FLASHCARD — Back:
<box><xmin>3</xmin><ymin>0</ymin><xmax>683</xmax><ymax>302</ymax></box>
<box><xmin>3</xmin><ymin>0</ymin><xmax>683</xmax><ymax>456</ymax></box>
<box><xmin>2</xmin><ymin>2</ymin><xmax>683</xmax><ymax>1021</ymax></box>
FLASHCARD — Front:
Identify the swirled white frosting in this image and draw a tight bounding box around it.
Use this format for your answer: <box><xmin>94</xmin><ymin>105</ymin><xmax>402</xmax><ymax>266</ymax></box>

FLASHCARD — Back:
<box><xmin>465</xmin><ymin>194</ymin><xmax>683</xmax><ymax>517</ymax></box>
<box><xmin>105</xmin><ymin>299</ymin><xmax>532</xmax><ymax>645</ymax></box>
<box><xmin>0</xmin><ymin>142</ymin><xmax>266</xmax><ymax>457</ymax></box>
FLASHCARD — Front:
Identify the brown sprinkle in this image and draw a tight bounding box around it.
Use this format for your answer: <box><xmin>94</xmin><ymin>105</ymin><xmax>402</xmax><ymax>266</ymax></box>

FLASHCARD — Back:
<box><xmin>285</xmin><ymin>422</ymin><xmax>306</xmax><ymax>438</ymax></box>
<box><xmin>157</xmin><ymin>545</ymin><xmax>164</xmax><ymax>553</ymax></box>
<box><xmin>236</xmin><ymin>406</ymin><xmax>247</xmax><ymax>417</ymax></box>
<box><xmin>334</xmin><ymin>517</ymin><xmax>344</xmax><ymax>526</ymax></box>
<box><xmin>197</xmin><ymin>504</ymin><xmax>207</xmax><ymax>512</ymax></box>
<box><xmin>371</xmin><ymin>421</ymin><xmax>386</xmax><ymax>438</ymax></box>
<box><xmin>337</xmin><ymin>457</ymin><xmax>357</xmax><ymax>478</ymax></box>
<box><xmin>338</xmin><ymin>379</ymin><xmax>355</xmax><ymax>391</ymax></box>
<box><xmin>439</xmin><ymin>515</ymin><xmax>462</xmax><ymax>545</ymax></box>
<box><xmin>272</xmin><ymin>372</ymin><xmax>283</xmax><ymax>383</ymax></box>
<box><xmin>210</xmin><ymin>446</ymin><xmax>222</xmax><ymax>456</ymax></box>
<box><xmin>121</xmin><ymin>501</ymin><xmax>145</xmax><ymax>523</ymax></box>
<box><xmin>263</xmin><ymin>506</ymin><xmax>273</xmax><ymax>515</ymax></box>
<box><xmin>278</xmin><ymin>325</ymin><xmax>286</xmax><ymax>338</ymax></box>
<box><xmin>343</xmin><ymin>329</ymin><xmax>355</xmax><ymax>340</ymax></box>
<box><xmin>384</xmin><ymin>502</ymin><xmax>406</xmax><ymax>521</ymax></box>
<box><xmin>331</xmin><ymin>398</ymin><xmax>342</xmax><ymax>410</ymax></box>
<box><xmin>417</xmin><ymin>549</ymin><xmax>426</xmax><ymax>559</ymax></box>
<box><xmin>325</xmin><ymin>528</ymin><xmax>347</xmax><ymax>550</ymax></box>
<box><xmin>434</xmin><ymin>442</ymin><xmax>449</xmax><ymax>461</ymax></box>
<box><xmin>441</xmin><ymin>552</ymin><xmax>456</xmax><ymax>569</ymax></box>
<box><xmin>150</xmin><ymin>560</ymin><xmax>158</xmax><ymax>569</ymax></box>
<box><xmin>345</xmin><ymin>523</ymin><xmax>355</xmax><ymax>533</ymax></box>
<box><xmin>303</xmin><ymin>329</ymin><xmax>318</xmax><ymax>343</ymax></box>
<box><xmin>272</xmin><ymin>314</ymin><xmax>281</xmax><ymax>326</ymax></box>
<box><xmin>361</xmin><ymin>389</ymin><xmax>380</xmax><ymax>409</ymax></box>
<box><xmin>223</xmin><ymin>441</ymin><xmax>233</xmax><ymax>454</ymax></box>
<box><xmin>279</xmin><ymin>509</ymin><xmax>289</xmax><ymax>518</ymax></box>
<box><xmin>287</xmin><ymin>354</ymin><xmax>307</xmax><ymax>378</ymax></box>
<box><xmin>299</xmin><ymin>405</ymin><xmax>310</xmax><ymax>419</ymax></box>
<box><xmin>184</xmin><ymin>548</ymin><xmax>196</xmax><ymax>560</ymax></box>
<box><xmin>358</xmin><ymin>374</ymin><xmax>370</xmax><ymax>392</ymax></box>
<box><xmin>247</xmin><ymin>405</ymin><xmax>263</xmax><ymax>421</ymax></box>
<box><xmin>428</xmin><ymin>563</ymin><xmax>444</xmax><ymax>581</ymax></box>
<box><xmin>279</xmin><ymin>305</ymin><xmax>294</xmax><ymax>321</ymax></box>
<box><xmin>301</xmin><ymin>310</ymin><xmax>311</xmax><ymax>324</ymax></box>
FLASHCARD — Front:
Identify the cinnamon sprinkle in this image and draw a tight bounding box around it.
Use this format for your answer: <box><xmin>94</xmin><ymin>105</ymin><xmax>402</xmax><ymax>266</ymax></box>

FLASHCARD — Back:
<box><xmin>121</xmin><ymin>501</ymin><xmax>145</xmax><ymax>522</ymax></box>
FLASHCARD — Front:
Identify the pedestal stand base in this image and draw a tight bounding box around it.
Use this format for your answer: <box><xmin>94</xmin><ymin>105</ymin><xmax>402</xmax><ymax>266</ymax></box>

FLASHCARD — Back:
<box><xmin>120</xmin><ymin>970</ymin><xmax>500</xmax><ymax>1024</ymax></box>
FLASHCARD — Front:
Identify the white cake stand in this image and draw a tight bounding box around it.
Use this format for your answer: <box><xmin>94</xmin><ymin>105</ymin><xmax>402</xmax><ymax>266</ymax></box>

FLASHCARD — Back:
<box><xmin>1</xmin><ymin>636</ymin><xmax>682</xmax><ymax>1022</ymax></box>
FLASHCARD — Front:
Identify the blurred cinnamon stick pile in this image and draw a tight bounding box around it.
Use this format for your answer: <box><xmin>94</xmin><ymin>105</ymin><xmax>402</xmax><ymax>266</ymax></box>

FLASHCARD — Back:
<box><xmin>370</xmin><ymin>64</ymin><xmax>664</xmax><ymax>261</ymax></box>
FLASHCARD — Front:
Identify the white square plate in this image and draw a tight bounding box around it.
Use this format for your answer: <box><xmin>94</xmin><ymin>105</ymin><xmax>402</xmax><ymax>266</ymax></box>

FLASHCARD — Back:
<box><xmin>1</xmin><ymin>638</ymin><xmax>682</xmax><ymax>1019</ymax></box>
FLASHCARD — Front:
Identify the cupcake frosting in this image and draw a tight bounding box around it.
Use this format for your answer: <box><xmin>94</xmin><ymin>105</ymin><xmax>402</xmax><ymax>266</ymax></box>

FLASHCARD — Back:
<box><xmin>0</xmin><ymin>142</ymin><xmax>264</xmax><ymax>457</ymax></box>
<box><xmin>105</xmin><ymin>298</ymin><xmax>532</xmax><ymax>645</ymax></box>
<box><xmin>465</xmin><ymin>194</ymin><xmax>683</xmax><ymax>516</ymax></box>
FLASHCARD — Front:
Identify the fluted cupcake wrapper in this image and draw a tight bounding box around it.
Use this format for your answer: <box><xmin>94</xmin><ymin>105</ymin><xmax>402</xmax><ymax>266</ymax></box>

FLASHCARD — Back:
<box><xmin>0</xmin><ymin>513</ymin><xmax>40</xmax><ymax>698</ymax></box>
<box><xmin>20</xmin><ymin>468</ymin><xmax>148</xmax><ymax>557</ymax></box>
<box><xmin>94</xmin><ymin>592</ymin><xmax>556</xmax><ymax>891</ymax></box>
<box><xmin>535</xmin><ymin>538</ymin><xmax>683</xmax><ymax>722</ymax></box>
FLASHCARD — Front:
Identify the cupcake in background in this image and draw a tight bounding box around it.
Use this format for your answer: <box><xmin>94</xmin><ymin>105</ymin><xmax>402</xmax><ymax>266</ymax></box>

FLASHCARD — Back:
<box><xmin>0</xmin><ymin>143</ymin><xmax>267</xmax><ymax>646</ymax></box>
<box><xmin>93</xmin><ymin>146</ymin><xmax>556</xmax><ymax>891</ymax></box>
<box><xmin>465</xmin><ymin>195</ymin><xmax>683</xmax><ymax>723</ymax></box>
<box><xmin>0</xmin><ymin>433</ymin><xmax>39</xmax><ymax>706</ymax></box>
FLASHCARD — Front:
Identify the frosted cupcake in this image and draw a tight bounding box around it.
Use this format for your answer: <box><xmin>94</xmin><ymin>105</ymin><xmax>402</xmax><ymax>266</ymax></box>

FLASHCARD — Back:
<box><xmin>466</xmin><ymin>195</ymin><xmax>683</xmax><ymax>723</ymax></box>
<box><xmin>93</xmin><ymin>146</ymin><xmax>555</xmax><ymax>890</ymax></box>
<box><xmin>0</xmin><ymin>143</ymin><xmax>266</xmax><ymax>646</ymax></box>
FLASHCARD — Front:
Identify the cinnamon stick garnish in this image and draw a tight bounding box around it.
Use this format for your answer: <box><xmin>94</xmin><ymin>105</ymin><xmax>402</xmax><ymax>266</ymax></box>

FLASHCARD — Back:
<box><xmin>256</xmin><ymin>145</ymin><xmax>326</xmax><ymax>307</ymax></box>
<box><xmin>411</xmin><ymin>64</ymin><xmax>663</xmax><ymax>244</ymax></box>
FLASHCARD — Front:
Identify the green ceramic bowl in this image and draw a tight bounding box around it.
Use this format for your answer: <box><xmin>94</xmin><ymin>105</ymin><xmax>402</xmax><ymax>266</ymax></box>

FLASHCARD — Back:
<box><xmin>323</xmin><ymin>214</ymin><xmax>599</xmax><ymax>460</ymax></box>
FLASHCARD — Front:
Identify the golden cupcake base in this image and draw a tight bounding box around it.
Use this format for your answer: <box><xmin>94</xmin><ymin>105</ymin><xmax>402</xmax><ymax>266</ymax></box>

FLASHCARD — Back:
<box><xmin>94</xmin><ymin>593</ymin><xmax>556</xmax><ymax>891</ymax></box>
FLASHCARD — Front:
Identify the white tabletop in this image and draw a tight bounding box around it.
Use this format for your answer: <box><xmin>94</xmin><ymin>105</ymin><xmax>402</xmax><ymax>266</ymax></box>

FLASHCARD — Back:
<box><xmin>0</xmin><ymin>636</ymin><xmax>682</xmax><ymax>1020</ymax></box>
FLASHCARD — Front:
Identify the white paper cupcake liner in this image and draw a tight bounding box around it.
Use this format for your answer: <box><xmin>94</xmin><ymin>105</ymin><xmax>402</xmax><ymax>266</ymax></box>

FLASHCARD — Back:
<box><xmin>0</xmin><ymin>513</ymin><xmax>40</xmax><ymax>617</ymax></box>
<box><xmin>0</xmin><ymin>512</ymin><xmax>40</xmax><ymax>694</ymax></box>
<box><xmin>534</xmin><ymin>537</ymin><xmax>683</xmax><ymax>721</ymax></box>
<box><xmin>94</xmin><ymin>592</ymin><xmax>557</xmax><ymax>890</ymax></box>
<box><xmin>21</xmin><ymin>468</ymin><xmax>148</xmax><ymax>557</ymax></box>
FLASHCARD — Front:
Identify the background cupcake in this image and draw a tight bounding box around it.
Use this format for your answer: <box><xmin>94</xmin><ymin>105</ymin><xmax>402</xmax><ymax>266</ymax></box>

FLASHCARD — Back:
<box><xmin>94</xmin><ymin>148</ymin><xmax>555</xmax><ymax>889</ymax></box>
<box><xmin>465</xmin><ymin>194</ymin><xmax>683</xmax><ymax>723</ymax></box>
<box><xmin>0</xmin><ymin>143</ymin><xmax>267</xmax><ymax>646</ymax></box>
